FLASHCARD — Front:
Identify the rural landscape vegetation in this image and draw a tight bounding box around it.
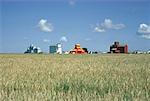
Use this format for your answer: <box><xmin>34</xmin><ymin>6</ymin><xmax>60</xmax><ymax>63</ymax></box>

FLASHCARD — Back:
<box><xmin>1</xmin><ymin>0</ymin><xmax>150</xmax><ymax>101</ymax></box>
<box><xmin>0</xmin><ymin>54</ymin><xmax>150</xmax><ymax>101</ymax></box>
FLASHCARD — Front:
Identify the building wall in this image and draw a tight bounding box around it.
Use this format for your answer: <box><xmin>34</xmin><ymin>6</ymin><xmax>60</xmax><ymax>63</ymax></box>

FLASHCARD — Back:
<box><xmin>49</xmin><ymin>46</ymin><xmax>57</xmax><ymax>53</ymax></box>
<box><xmin>110</xmin><ymin>42</ymin><xmax>128</xmax><ymax>53</ymax></box>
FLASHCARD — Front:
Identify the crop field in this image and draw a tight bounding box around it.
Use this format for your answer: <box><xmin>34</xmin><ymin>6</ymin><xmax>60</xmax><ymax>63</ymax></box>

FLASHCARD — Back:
<box><xmin>0</xmin><ymin>54</ymin><xmax>150</xmax><ymax>101</ymax></box>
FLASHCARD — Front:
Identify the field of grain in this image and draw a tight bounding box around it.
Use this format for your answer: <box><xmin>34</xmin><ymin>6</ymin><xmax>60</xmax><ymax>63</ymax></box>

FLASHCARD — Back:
<box><xmin>0</xmin><ymin>54</ymin><xmax>150</xmax><ymax>101</ymax></box>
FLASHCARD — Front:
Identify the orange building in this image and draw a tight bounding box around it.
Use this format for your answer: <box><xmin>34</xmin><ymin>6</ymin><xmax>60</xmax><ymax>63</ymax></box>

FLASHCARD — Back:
<box><xmin>70</xmin><ymin>44</ymin><xmax>87</xmax><ymax>54</ymax></box>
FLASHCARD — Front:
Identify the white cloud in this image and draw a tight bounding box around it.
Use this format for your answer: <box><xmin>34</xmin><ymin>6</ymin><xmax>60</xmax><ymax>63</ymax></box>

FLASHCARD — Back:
<box><xmin>23</xmin><ymin>37</ymin><xmax>28</xmax><ymax>40</ymax></box>
<box><xmin>94</xmin><ymin>19</ymin><xmax>125</xmax><ymax>33</ymax></box>
<box><xmin>60</xmin><ymin>36</ymin><xmax>68</xmax><ymax>42</ymax></box>
<box><xmin>138</xmin><ymin>24</ymin><xmax>150</xmax><ymax>34</ymax></box>
<box><xmin>85</xmin><ymin>38</ymin><xmax>92</xmax><ymax>41</ymax></box>
<box><xmin>69</xmin><ymin>0</ymin><xmax>75</xmax><ymax>6</ymax></box>
<box><xmin>43</xmin><ymin>39</ymin><xmax>50</xmax><ymax>43</ymax></box>
<box><xmin>38</xmin><ymin>19</ymin><xmax>53</xmax><ymax>32</ymax></box>
<box><xmin>141</xmin><ymin>34</ymin><xmax>150</xmax><ymax>39</ymax></box>
<box><xmin>102</xmin><ymin>19</ymin><xmax>125</xmax><ymax>29</ymax></box>
<box><xmin>94</xmin><ymin>26</ymin><xmax>105</xmax><ymax>32</ymax></box>
<box><xmin>137</xmin><ymin>24</ymin><xmax>150</xmax><ymax>39</ymax></box>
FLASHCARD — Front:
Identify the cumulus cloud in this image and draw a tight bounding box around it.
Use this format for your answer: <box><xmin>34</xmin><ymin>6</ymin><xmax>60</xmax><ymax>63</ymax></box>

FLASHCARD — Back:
<box><xmin>94</xmin><ymin>19</ymin><xmax>125</xmax><ymax>33</ymax></box>
<box><xmin>137</xmin><ymin>24</ymin><xmax>150</xmax><ymax>39</ymax></box>
<box><xmin>102</xmin><ymin>19</ymin><xmax>125</xmax><ymax>29</ymax></box>
<box><xmin>43</xmin><ymin>39</ymin><xmax>50</xmax><ymax>43</ymax></box>
<box><xmin>38</xmin><ymin>19</ymin><xmax>53</xmax><ymax>32</ymax></box>
<box><xmin>60</xmin><ymin>36</ymin><xmax>68</xmax><ymax>42</ymax></box>
<box><xmin>141</xmin><ymin>34</ymin><xmax>150</xmax><ymax>39</ymax></box>
<box><xmin>138</xmin><ymin>24</ymin><xmax>150</xmax><ymax>34</ymax></box>
<box><xmin>94</xmin><ymin>26</ymin><xmax>105</xmax><ymax>32</ymax></box>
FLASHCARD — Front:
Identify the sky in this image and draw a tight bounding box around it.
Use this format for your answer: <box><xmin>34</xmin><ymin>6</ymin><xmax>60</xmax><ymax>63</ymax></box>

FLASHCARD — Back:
<box><xmin>0</xmin><ymin>0</ymin><xmax>150</xmax><ymax>53</ymax></box>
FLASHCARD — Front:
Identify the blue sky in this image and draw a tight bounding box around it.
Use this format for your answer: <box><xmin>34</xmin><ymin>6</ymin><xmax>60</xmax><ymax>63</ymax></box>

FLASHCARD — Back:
<box><xmin>1</xmin><ymin>0</ymin><xmax>150</xmax><ymax>53</ymax></box>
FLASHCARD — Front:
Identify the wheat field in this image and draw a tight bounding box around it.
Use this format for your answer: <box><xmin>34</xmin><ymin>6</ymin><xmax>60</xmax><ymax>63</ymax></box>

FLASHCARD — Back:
<box><xmin>0</xmin><ymin>54</ymin><xmax>150</xmax><ymax>101</ymax></box>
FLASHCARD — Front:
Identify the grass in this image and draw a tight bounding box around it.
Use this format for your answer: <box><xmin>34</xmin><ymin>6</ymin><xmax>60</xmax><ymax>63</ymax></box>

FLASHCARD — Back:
<box><xmin>0</xmin><ymin>54</ymin><xmax>150</xmax><ymax>101</ymax></box>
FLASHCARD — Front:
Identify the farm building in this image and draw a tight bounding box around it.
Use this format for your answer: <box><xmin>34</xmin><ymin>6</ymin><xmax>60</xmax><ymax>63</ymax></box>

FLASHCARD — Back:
<box><xmin>70</xmin><ymin>44</ymin><xmax>88</xmax><ymax>54</ymax></box>
<box><xmin>24</xmin><ymin>44</ymin><xmax>42</xmax><ymax>54</ymax></box>
<box><xmin>110</xmin><ymin>42</ymin><xmax>128</xmax><ymax>53</ymax></box>
<box><xmin>49</xmin><ymin>43</ymin><xmax>62</xmax><ymax>54</ymax></box>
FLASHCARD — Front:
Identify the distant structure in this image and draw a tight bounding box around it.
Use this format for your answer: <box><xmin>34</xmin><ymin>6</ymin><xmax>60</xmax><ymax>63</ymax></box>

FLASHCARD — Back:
<box><xmin>147</xmin><ymin>50</ymin><xmax>150</xmax><ymax>54</ymax></box>
<box><xmin>70</xmin><ymin>44</ymin><xmax>87</xmax><ymax>54</ymax></box>
<box><xmin>24</xmin><ymin>44</ymin><xmax>42</xmax><ymax>54</ymax></box>
<box><xmin>57</xmin><ymin>43</ymin><xmax>62</xmax><ymax>54</ymax></box>
<box><xmin>49</xmin><ymin>43</ymin><xmax>62</xmax><ymax>54</ymax></box>
<box><xmin>132</xmin><ymin>50</ymin><xmax>143</xmax><ymax>54</ymax></box>
<box><xmin>82</xmin><ymin>48</ymin><xmax>88</xmax><ymax>53</ymax></box>
<box><xmin>109</xmin><ymin>42</ymin><xmax>128</xmax><ymax>53</ymax></box>
<box><xmin>49</xmin><ymin>45</ymin><xmax>57</xmax><ymax>53</ymax></box>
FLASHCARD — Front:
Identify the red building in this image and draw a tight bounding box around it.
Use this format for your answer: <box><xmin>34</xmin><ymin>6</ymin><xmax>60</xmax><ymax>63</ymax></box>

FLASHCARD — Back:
<box><xmin>110</xmin><ymin>42</ymin><xmax>128</xmax><ymax>53</ymax></box>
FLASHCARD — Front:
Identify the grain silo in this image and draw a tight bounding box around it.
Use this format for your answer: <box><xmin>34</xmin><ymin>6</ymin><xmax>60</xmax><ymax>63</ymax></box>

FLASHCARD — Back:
<box><xmin>49</xmin><ymin>43</ymin><xmax>62</xmax><ymax>54</ymax></box>
<box><xmin>49</xmin><ymin>45</ymin><xmax>57</xmax><ymax>53</ymax></box>
<box><xmin>109</xmin><ymin>42</ymin><xmax>128</xmax><ymax>53</ymax></box>
<box><xmin>24</xmin><ymin>44</ymin><xmax>42</xmax><ymax>54</ymax></box>
<box><xmin>56</xmin><ymin>43</ymin><xmax>62</xmax><ymax>54</ymax></box>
